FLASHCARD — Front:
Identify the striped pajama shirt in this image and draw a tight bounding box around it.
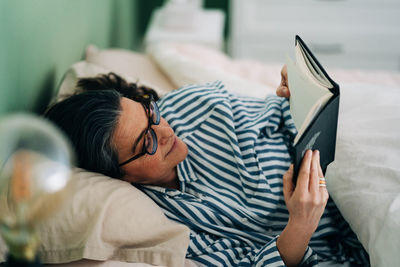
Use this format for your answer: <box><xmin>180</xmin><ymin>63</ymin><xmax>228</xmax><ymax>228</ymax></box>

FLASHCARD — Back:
<box><xmin>139</xmin><ymin>81</ymin><xmax>369</xmax><ymax>266</ymax></box>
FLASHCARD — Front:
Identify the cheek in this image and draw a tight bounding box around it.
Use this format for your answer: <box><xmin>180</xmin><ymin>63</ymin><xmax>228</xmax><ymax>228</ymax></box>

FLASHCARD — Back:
<box><xmin>123</xmin><ymin>153</ymin><xmax>167</xmax><ymax>182</ymax></box>
<box><xmin>141</xmin><ymin>154</ymin><xmax>166</xmax><ymax>177</ymax></box>
<box><xmin>122</xmin><ymin>139</ymin><xmax>188</xmax><ymax>184</ymax></box>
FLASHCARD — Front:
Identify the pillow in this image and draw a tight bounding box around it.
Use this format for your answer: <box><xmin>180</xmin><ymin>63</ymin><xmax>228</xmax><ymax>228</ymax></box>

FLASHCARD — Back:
<box><xmin>0</xmin><ymin>169</ymin><xmax>190</xmax><ymax>266</ymax></box>
<box><xmin>57</xmin><ymin>61</ymin><xmax>111</xmax><ymax>100</ymax></box>
<box><xmin>85</xmin><ymin>45</ymin><xmax>176</xmax><ymax>96</ymax></box>
<box><xmin>146</xmin><ymin>42</ymin><xmax>279</xmax><ymax>98</ymax></box>
<box><xmin>327</xmin><ymin>82</ymin><xmax>400</xmax><ymax>267</ymax></box>
<box><xmin>57</xmin><ymin>60</ymin><xmax>172</xmax><ymax>102</ymax></box>
<box><xmin>146</xmin><ymin>41</ymin><xmax>400</xmax><ymax>97</ymax></box>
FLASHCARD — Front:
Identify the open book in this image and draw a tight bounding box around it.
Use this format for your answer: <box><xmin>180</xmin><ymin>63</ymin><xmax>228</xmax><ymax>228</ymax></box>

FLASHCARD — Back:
<box><xmin>287</xmin><ymin>35</ymin><xmax>340</xmax><ymax>184</ymax></box>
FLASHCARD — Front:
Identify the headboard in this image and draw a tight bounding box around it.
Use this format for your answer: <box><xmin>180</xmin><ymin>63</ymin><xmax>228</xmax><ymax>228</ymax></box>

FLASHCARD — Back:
<box><xmin>0</xmin><ymin>0</ymin><xmax>137</xmax><ymax>116</ymax></box>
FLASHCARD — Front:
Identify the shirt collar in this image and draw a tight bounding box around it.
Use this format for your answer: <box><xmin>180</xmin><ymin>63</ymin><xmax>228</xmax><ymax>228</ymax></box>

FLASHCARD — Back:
<box><xmin>177</xmin><ymin>155</ymin><xmax>198</xmax><ymax>185</ymax></box>
<box><xmin>141</xmin><ymin>155</ymin><xmax>198</xmax><ymax>195</ymax></box>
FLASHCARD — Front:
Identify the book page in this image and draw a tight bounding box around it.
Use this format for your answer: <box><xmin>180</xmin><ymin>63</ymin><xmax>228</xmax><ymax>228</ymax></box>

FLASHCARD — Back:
<box><xmin>295</xmin><ymin>45</ymin><xmax>332</xmax><ymax>91</ymax></box>
<box><xmin>297</xmin><ymin>44</ymin><xmax>333</xmax><ymax>89</ymax></box>
<box><xmin>287</xmin><ymin>58</ymin><xmax>333</xmax><ymax>144</ymax></box>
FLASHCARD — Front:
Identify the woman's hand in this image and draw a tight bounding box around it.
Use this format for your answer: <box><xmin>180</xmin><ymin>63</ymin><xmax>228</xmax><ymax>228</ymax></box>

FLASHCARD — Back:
<box><xmin>276</xmin><ymin>150</ymin><xmax>329</xmax><ymax>267</ymax></box>
<box><xmin>276</xmin><ymin>64</ymin><xmax>291</xmax><ymax>98</ymax></box>
<box><xmin>283</xmin><ymin>149</ymin><xmax>329</xmax><ymax>234</ymax></box>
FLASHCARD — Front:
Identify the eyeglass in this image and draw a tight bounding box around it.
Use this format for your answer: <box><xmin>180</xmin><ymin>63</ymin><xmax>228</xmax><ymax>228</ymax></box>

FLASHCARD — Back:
<box><xmin>119</xmin><ymin>96</ymin><xmax>160</xmax><ymax>166</ymax></box>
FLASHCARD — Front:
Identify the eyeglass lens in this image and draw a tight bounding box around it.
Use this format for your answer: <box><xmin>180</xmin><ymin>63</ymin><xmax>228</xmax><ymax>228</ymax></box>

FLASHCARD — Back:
<box><xmin>144</xmin><ymin>128</ymin><xmax>157</xmax><ymax>154</ymax></box>
<box><xmin>148</xmin><ymin>100</ymin><xmax>160</xmax><ymax>125</ymax></box>
<box><xmin>143</xmin><ymin>100</ymin><xmax>160</xmax><ymax>155</ymax></box>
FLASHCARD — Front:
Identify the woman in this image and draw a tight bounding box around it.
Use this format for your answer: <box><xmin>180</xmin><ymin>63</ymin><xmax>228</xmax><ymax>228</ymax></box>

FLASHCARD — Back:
<box><xmin>44</xmin><ymin>68</ymin><xmax>369</xmax><ymax>266</ymax></box>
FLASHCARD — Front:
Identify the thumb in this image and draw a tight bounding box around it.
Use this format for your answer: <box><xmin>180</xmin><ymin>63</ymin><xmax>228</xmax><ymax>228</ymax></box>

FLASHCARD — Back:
<box><xmin>276</xmin><ymin>86</ymin><xmax>290</xmax><ymax>98</ymax></box>
<box><xmin>283</xmin><ymin>164</ymin><xmax>295</xmax><ymax>203</ymax></box>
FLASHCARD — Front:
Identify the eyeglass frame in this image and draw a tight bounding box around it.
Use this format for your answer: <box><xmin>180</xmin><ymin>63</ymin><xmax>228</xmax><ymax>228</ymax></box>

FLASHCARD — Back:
<box><xmin>118</xmin><ymin>96</ymin><xmax>160</xmax><ymax>166</ymax></box>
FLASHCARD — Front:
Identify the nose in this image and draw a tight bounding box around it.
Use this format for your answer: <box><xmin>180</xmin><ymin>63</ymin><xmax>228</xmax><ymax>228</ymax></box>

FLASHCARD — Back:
<box><xmin>154</xmin><ymin>118</ymin><xmax>174</xmax><ymax>145</ymax></box>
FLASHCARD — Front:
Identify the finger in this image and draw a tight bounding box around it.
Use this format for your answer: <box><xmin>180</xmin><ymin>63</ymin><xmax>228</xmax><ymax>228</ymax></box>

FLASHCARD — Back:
<box><xmin>319</xmin><ymin>177</ymin><xmax>329</xmax><ymax>201</ymax></box>
<box><xmin>276</xmin><ymin>86</ymin><xmax>283</xmax><ymax>97</ymax></box>
<box><xmin>280</xmin><ymin>73</ymin><xmax>287</xmax><ymax>87</ymax></box>
<box><xmin>316</xmin><ymin>155</ymin><xmax>328</xmax><ymax>193</ymax></box>
<box><xmin>283</xmin><ymin>165</ymin><xmax>295</xmax><ymax>203</ymax></box>
<box><xmin>318</xmin><ymin>162</ymin><xmax>323</xmax><ymax>178</ymax></box>
<box><xmin>322</xmin><ymin>188</ymin><xmax>329</xmax><ymax>204</ymax></box>
<box><xmin>310</xmin><ymin>150</ymin><xmax>320</xmax><ymax>193</ymax></box>
<box><xmin>276</xmin><ymin>86</ymin><xmax>290</xmax><ymax>98</ymax></box>
<box><xmin>296</xmin><ymin>150</ymin><xmax>312</xmax><ymax>191</ymax></box>
<box><xmin>281</xmin><ymin>65</ymin><xmax>288</xmax><ymax>82</ymax></box>
<box><xmin>281</xmin><ymin>65</ymin><xmax>290</xmax><ymax>96</ymax></box>
<box><xmin>284</xmin><ymin>87</ymin><xmax>290</xmax><ymax>98</ymax></box>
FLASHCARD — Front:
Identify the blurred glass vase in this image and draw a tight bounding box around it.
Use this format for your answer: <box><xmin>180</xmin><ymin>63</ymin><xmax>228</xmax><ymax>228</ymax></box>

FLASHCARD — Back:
<box><xmin>0</xmin><ymin>114</ymin><xmax>74</xmax><ymax>265</ymax></box>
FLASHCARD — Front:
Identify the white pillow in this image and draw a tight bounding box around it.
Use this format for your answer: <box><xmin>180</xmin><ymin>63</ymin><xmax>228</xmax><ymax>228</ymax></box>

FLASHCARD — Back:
<box><xmin>0</xmin><ymin>169</ymin><xmax>190</xmax><ymax>266</ymax></box>
<box><xmin>327</xmin><ymin>82</ymin><xmax>400</xmax><ymax>267</ymax></box>
<box><xmin>146</xmin><ymin>42</ymin><xmax>279</xmax><ymax>98</ymax></box>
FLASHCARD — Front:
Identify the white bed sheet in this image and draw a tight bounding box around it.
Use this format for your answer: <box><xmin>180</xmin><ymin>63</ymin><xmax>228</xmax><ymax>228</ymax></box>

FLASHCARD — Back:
<box><xmin>328</xmin><ymin>81</ymin><xmax>400</xmax><ymax>267</ymax></box>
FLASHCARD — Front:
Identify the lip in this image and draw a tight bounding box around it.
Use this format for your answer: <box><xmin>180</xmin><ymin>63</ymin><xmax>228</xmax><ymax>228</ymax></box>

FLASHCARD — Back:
<box><xmin>166</xmin><ymin>136</ymin><xmax>177</xmax><ymax>156</ymax></box>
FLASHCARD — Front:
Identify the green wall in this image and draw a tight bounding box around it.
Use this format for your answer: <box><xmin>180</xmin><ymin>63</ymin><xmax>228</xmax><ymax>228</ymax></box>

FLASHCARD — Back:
<box><xmin>0</xmin><ymin>0</ymin><xmax>138</xmax><ymax>116</ymax></box>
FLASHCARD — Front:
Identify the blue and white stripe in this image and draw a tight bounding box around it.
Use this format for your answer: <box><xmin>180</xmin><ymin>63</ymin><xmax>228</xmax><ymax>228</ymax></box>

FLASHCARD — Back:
<box><xmin>140</xmin><ymin>81</ymin><xmax>369</xmax><ymax>266</ymax></box>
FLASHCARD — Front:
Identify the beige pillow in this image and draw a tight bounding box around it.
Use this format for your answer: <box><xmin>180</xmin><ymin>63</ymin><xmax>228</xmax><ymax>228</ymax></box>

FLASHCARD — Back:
<box><xmin>57</xmin><ymin>60</ymin><xmax>170</xmax><ymax>101</ymax></box>
<box><xmin>85</xmin><ymin>45</ymin><xmax>176</xmax><ymax>95</ymax></box>
<box><xmin>0</xmin><ymin>169</ymin><xmax>190</xmax><ymax>266</ymax></box>
<box><xmin>57</xmin><ymin>61</ymin><xmax>111</xmax><ymax>100</ymax></box>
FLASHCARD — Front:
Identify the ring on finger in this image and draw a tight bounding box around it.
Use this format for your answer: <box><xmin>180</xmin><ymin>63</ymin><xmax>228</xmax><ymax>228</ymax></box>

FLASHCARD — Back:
<box><xmin>319</xmin><ymin>177</ymin><xmax>326</xmax><ymax>187</ymax></box>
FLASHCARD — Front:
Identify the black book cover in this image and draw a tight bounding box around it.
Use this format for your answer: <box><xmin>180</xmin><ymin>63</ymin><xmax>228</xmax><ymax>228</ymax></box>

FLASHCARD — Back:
<box><xmin>290</xmin><ymin>36</ymin><xmax>340</xmax><ymax>184</ymax></box>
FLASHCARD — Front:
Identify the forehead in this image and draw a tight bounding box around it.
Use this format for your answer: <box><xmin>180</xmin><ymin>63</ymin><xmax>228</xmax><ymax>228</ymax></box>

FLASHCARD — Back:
<box><xmin>113</xmin><ymin>97</ymin><xmax>147</xmax><ymax>146</ymax></box>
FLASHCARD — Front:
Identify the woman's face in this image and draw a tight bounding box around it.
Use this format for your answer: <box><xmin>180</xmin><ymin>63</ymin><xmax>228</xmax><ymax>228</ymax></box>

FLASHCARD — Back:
<box><xmin>113</xmin><ymin>97</ymin><xmax>188</xmax><ymax>187</ymax></box>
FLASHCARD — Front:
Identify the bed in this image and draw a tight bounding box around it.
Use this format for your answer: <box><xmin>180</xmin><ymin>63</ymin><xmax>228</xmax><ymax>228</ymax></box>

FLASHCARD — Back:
<box><xmin>1</xmin><ymin>42</ymin><xmax>399</xmax><ymax>267</ymax></box>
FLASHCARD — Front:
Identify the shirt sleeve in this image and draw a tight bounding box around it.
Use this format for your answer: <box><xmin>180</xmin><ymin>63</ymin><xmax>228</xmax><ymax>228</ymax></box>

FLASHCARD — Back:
<box><xmin>225</xmin><ymin>91</ymin><xmax>297</xmax><ymax>144</ymax></box>
<box><xmin>157</xmin><ymin>81</ymin><xmax>228</xmax><ymax>139</ymax></box>
<box><xmin>254</xmin><ymin>236</ymin><xmax>318</xmax><ymax>267</ymax></box>
<box><xmin>188</xmin><ymin>235</ymin><xmax>318</xmax><ymax>267</ymax></box>
<box><xmin>159</xmin><ymin>81</ymin><xmax>296</xmax><ymax>138</ymax></box>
